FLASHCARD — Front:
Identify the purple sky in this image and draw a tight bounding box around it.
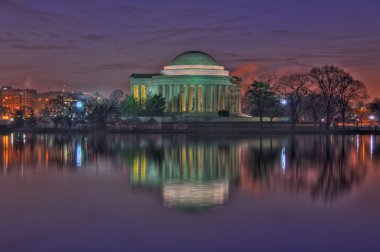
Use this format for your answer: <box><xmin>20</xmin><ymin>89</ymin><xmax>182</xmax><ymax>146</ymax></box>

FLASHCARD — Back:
<box><xmin>0</xmin><ymin>0</ymin><xmax>379</xmax><ymax>96</ymax></box>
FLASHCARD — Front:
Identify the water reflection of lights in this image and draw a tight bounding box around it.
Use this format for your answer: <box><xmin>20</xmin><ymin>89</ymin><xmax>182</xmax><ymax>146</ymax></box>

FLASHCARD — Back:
<box><xmin>64</xmin><ymin>146</ymin><xmax>68</xmax><ymax>164</ymax></box>
<box><xmin>0</xmin><ymin>134</ymin><xmax>377</xmax><ymax>204</ymax></box>
<box><xmin>356</xmin><ymin>134</ymin><xmax>360</xmax><ymax>153</ymax></box>
<box><xmin>281</xmin><ymin>146</ymin><xmax>286</xmax><ymax>174</ymax></box>
<box><xmin>163</xmin><ymin>181</ymin><xmax>229</xmax><ymax>209</ymax></box>
<box><xmin>76</xmin><ymin>143</ymin><xmax>82</xmax><ymax>167</ymax></box>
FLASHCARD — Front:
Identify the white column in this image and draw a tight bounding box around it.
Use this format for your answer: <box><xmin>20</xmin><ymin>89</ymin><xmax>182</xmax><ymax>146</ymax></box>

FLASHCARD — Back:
<box><xmin>202</xmin><ymin>85</ymin><xmax>206</xmax><ymax>112</ymax></box>
<box><xmin>235</xmin><ymin>91</ymin><xmax>239</xmax><ymax>112</ymax></box>
<box><xmin>218</xmin><ymin>86</ymin><xmax>221</xmax><ymax>111</ymax></box>
<box><xmin>224</xmin><ymin>86</ymin><xmax>229</xmax><ymax>110</ymax></box>
<box><xmin>195</xmin><ymin>84</ymin><xmax>198</xmax><ymax>112</ymax></box>
<box><xmin>230</xmin><ymin>88</ymin><xmax>234</xmax><ymax>112</ymax></box>
<box><xmin>167</xmin><ymin>85</ymin><xmax>172</xmax><ymax>112</ymax></box>
<box><xmin>172</xmin><ymin>85</ymin><xmax>176</xmax><ymax>112</ymax></box>
<box><xmin>185</xmin><ymin>85</ymin><xmax>188</xmax><ymax>112</ymax></box>
<box><xmin>233</xmin><ymin>89</ymin><xmax>237</xmax><ymax>112</ymax></box>
<box><xmin>211</xmin><ymin>86</ymin><xmax>215</xmax><ymax>112</ymax></box>
<box><xmin>138</xmin><ymin>85</ymin><xmax>141</xmax><ymax>102</ymax></box>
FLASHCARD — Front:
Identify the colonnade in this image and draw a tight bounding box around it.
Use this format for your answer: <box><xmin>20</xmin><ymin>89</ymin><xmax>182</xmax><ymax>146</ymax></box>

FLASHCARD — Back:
<box><xmin>130</xmin><ymin>143</ymin><xmax>241</xmax><ymax>184</ymax></box>
<box><xmin>133</xmin><ymin>83</ymin><xmax>241</xmax><ymax>114</ymax></box>
<box><xmin>159</xmin><ymin>84</ymin><xmax>240</xmax><ymax>113</ymax></box>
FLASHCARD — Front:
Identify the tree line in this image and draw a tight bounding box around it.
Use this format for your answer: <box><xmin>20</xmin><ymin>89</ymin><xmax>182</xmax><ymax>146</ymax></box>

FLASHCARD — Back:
<box><xmin>9</xmin><ymin>91</ymin><xmax>165</xmax><ymax>129</ymax></box>
<box><xmin>6</xmin><ymin>65</ymin><xmax>379</xmax><ymax>131</ymax></box>
<box><xmin>243</xmin><ymin>65</ymin><xmax>375</xmax><ymax>129</ymax></box>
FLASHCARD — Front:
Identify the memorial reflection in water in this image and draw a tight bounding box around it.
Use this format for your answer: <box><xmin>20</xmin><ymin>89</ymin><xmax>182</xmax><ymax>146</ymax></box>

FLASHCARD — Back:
<box><xmin>130</xmin><ymin>141</ymin><xmax>240</xmax><ymax>209</ymax></box>
<box><xmin>0</xmin><ymin>133</ymin><xmax>379</xmax><ymax>210</ymax></box>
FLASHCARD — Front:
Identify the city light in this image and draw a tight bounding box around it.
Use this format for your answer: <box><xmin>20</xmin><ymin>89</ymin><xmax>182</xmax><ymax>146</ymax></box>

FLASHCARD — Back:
<box><xmin>76</xmin><ymin>101</ymin><xmax>84</xmax><ymax>109</ymax></box>
<box><xmin>280</xmin><ymin>99</ymin><xmax>287</xmax><ymax>105</ymax></box>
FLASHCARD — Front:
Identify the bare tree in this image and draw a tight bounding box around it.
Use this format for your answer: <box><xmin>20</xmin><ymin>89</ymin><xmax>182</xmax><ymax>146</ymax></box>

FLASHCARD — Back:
<box><xmin>310</xmin><ymin>66</ymin><xmax>351</xmax><ymax>130</ymax></box>
<box><xmin>109</xmin><ymin>90</ymin><xmax>125</xmax><ymax>104</ymax></box>
<box><xmin>336</xmin><ymin>79</ymin><xmax>368</xmax><ymax>128</ymax></box>
<box><xmin>266</xmin><ymin>96</ymin><xmax>286</xmax><ymax>127</ymax></box>
<box><xmin>303</xmin><ymin>92</ymin><xmax>325</xmax><ymax>128</ymax></box>
<box><xmin>107</xmin><ymin>90</ymin><xmax>125</xmax><ymax>128</ymax></box>
<box><xmin>277</xmin><ymin>73</ymin><xmax>311</xmax><ymax>129</ymax></box>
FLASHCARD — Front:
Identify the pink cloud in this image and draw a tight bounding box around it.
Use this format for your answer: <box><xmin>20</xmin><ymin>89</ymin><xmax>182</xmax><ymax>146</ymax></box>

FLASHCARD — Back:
<box><xmin>231</xmin><ymin>63</ymin><xmax>260</xmax><ymax>93</ymax></box>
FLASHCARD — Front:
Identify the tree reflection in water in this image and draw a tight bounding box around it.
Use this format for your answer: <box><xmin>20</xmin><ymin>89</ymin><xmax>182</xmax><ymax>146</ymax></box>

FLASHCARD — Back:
<box><xmin>0</xmin><ymin>133</ymin><xmax>378</xmax><ymax>208</ymax></box>
<box><xmin>242</xmin><ymin>135</ymin><xmax>370</xmax><ymax>201</ymax></box>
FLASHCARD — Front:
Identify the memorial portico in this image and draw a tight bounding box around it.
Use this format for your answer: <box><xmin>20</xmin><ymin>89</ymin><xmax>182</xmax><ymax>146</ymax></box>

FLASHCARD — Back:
<box><xmin>129</xmin><ymin>51</ymin><xmax>241</xmax><ymax>116</ymax></box>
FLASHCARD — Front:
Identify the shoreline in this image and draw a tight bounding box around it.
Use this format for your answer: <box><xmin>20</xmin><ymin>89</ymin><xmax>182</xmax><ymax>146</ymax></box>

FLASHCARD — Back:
<box><xmin>1</xmin><ymin>125</ymin><xmax>380</xmax><ymax>135</ymax></box>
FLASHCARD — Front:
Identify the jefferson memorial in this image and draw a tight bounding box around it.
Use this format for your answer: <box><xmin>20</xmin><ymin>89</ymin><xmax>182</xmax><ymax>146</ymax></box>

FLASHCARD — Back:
<box><xmin>129</xmin><ymin>51</ymin><xmax>241</xmax><ymax>116</ymax></box>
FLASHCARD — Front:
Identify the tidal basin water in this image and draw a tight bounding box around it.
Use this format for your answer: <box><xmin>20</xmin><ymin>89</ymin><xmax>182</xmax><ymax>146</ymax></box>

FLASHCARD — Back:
<box><xmin>1</xmin><ymin>133</ymin><xmax>380</xmax><ymax>252</ymax></box>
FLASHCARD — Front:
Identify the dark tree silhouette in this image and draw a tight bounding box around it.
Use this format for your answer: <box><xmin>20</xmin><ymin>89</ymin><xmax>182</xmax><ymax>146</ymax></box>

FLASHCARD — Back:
<box><xmin>109</xmin><ymin>90</ymin><xmax>125</xmax><ymax>104</ymax></box>
<box><xmin>145</xmin><ymin>94</ymin><xmax>165</xmax><ymax>116</ymax></box>
<box><xmin>310</xmin><ymin>66</ymin><xmax>351</xmax><ymax>129</ymax></box>
<box><xmin>266</xmin><ymin>96</ymin><xmax>286</xmax><ymax>126</ymax></box>
<box><xmin>244</xmin><ymin>75</ymin><xmax>277</xmax><ymax>129</ymax></box>
<box><xmin>303</xmin><ymin>92</ymin><xmax>325</xmax><ymax>128</ymax></box>
<box><xmin>277</xmin><ymin>73</ymin><xmax>311</xmax><ymax>129</ymax></box>
<box><xmin>120</xmin><ymin>94</ymin><xmax>165</xmax><ymax>117</ymax></box>
<box><xmin>336</xmin><ymin>79</ymin><xmax>368</xmax><ymax>128</ymax></box>
<box><xmin>120</xmin><ymin>95</ymin><xmax>142</xmax><ymax>116</ymax></box>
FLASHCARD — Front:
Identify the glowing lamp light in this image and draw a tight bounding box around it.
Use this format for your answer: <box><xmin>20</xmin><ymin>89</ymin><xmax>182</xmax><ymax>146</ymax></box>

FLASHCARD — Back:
<box><xmin>280</xmin><ymin>99</ymin><xmax>287</xmax><ymax>105</ymax></box>
<box><xmin>76</xmin><ymin>101</ymin><xmax>84</xmax><ymax>109</ymax></box>
<box><xmin>369</xmin><ymin>115</ymin><xmax>375</xmax><ymax>120</ymax></box>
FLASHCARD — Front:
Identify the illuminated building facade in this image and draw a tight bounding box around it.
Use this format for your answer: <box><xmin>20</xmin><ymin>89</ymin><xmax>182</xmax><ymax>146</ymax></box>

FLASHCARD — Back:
<box><xmin>0</xmin><ymin>86</ymin><xmax>37</xmax><ymax>114</ymax></box>
<box><xmin>129</xmin><ymin>51</ymin><xmax>241</xmax><ymax>116</ymax></box>
<box><xmin>0</xmin><ymin>86</ymin><xmax>95</xmax><ymax>120</ymax></box>
<box><xmin>0</xmin><ymin>87</ymin><xmax>63</xmax><ymax>117</ymax></box>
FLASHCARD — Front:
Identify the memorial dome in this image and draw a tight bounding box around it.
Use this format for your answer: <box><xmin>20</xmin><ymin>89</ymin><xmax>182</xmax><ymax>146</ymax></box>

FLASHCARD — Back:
<box><xmin>162</xmin><ymin>51</ymin><xmax>228</xmax><ymax>76</ymax></box>
<box><xmin>169</xmin><ymin>51</ymin><xmax>221</xmax><ymax>66</ymax></box>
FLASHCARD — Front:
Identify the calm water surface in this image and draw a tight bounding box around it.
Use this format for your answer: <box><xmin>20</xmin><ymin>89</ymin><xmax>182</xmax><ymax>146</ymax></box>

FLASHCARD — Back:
<box><xmin>0</xmin><ymin>133</ymin><xmax>380</xmax><ymax>252</ymax></box>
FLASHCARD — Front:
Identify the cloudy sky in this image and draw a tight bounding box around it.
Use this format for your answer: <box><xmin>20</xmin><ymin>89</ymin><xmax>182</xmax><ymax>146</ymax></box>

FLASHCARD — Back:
<box><xmin>0</xmin><ymin>0</ymin><xmax>379</xmax><ymax>96</ymax></box>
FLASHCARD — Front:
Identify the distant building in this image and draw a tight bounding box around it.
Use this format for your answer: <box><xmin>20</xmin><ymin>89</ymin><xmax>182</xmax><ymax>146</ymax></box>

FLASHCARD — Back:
<box><xmin>129</xmin><ymin>51</ymin><xmax>241</xmax><ymax>116</ymax></box>
<box><xmin>0</xmin><ymin>86</ymin><xmax>37</xmax><ymax>114</ymax></box>
<box><xmin>34</xmin><ymin>91</ymin><xmax>64</xmax><ymax>113</ymax></box>
<box><xmin>0</xmin><ymin>86</ymin><xmax>95</xmax><ymax>119</ymax></box>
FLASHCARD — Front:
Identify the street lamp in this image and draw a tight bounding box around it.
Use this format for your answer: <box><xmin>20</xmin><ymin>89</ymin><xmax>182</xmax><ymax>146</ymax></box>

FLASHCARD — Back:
<box><xmin>369</xmin><ymin>115</ymin><xmax>375</xmax><ymax>126</ymax></box>
<box><xmin>76</xmin><ymin>101</ymin><xmax>84</xmax><ymax>109</ymax></box>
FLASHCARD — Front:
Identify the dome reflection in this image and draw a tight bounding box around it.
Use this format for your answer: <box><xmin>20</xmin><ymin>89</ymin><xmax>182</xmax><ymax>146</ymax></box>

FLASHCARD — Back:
<box><xmin>163</xmin><ymin>181</ymin><xmax>229</xmax><ymax>209</ymax></box>
<box><xmin>129</xmin><ymin>140</ymin><xmax>240</xmax><ymax>209</ymax></box>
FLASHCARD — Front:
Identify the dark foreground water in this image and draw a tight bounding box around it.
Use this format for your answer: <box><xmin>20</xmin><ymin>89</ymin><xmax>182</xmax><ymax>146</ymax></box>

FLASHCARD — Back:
<box><xmin>0</xmin><ymin>133</ymin><xmax>380</xmax><ymax>252</ymax></box>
